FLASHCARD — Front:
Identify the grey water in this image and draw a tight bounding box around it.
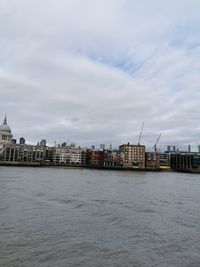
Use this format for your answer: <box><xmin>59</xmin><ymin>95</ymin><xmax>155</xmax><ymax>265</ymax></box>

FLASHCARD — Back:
<box><xmin>0</xmin><ymin>167</ymin><xmax>200</xmax><ymax>267</ymax></box>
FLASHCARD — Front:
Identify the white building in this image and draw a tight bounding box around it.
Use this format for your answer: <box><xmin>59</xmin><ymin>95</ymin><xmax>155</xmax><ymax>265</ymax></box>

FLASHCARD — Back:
<box><xmin>0</xmin><ymin>116</ymin><xmax>13</xmax><ymax>154</ymax></box>
<box><xmin>53</xmin><ymin>146</ymin><xmax>86</xmax><ymax>165</ymax></box>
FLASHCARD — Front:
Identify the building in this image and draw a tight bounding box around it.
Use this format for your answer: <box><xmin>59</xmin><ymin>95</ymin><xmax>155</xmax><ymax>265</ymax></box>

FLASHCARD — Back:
<box><xmin>188</xmin><ymin>144</ymin><xmax>200</xmax><ymax>153</ymax></box>
<box><xmin>1</xmin><ymin>144</ymin><xmax>47</xmax><ymax>163</ymax></box>
<box><xmin>119</xmin><ymin>143</ymin><xmax>145</xmax><ymax>168</ymax></box>
<box><xmin>12</xmin><ymin>139</ymin><xmax>17</xmax><ymax>144</ymax></box>
<box><xmin>1</xmin><ymin>142</ymin><xmax>54</xmax><ymax>164</ymax></box>
<box><xmin>19</xmin><ymin>137</ymin><xmax>25</xmax><ymax>145</ymax></box>
<box><xmin>167</xmin><ymin>145</ymin><xmax>176</xmax><ymax>152</ymax></box>
<box><xmin>40</xmin><ymin>139</ymin><xmax>47</xmax><ymax>147</ymax></box>
<box><xmin>145</xmin><ymin>152</ymin><xmax>160</xmax><ymax>169</ymax></box>
<box><xmin>0</xmin><ymin>116</ymin><xmax>13</xmax><ymax>146</ymax></box>
<box><xmin>170</xmin><ymin>153</ymin><xmax>200</xmax><ymax>171</ymax></box>
<box><xmin>53</xmin><ymin>146</ymin><xmax>86</xmax><ymax>165</ymax></box>
<box><xmin>86</xmin><ymin>149</ymin><xmax>104</xmax><ymax>167</ymax></box>
<box><xmin>158</xmin><ymin>152</ymin><xmax>170</xmax><ymax>168</ymax></box>
<box><xmin>103</xmin><ymin>149</ymin><xmax>123</xmax><ymax>167</ymax></box>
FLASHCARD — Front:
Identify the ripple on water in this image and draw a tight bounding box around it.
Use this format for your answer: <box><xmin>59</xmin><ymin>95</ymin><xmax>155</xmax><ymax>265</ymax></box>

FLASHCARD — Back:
<box><xmin>48</xmin><ymin>197</ymin><xmax>75</xmax><ymax>205</ymax></box>
<box><xmin>1</xmin><ymin>168</ymin><xmax>200</xmax><ymax>267</ymax></box>
<box><xmin>138</xmin><ymin>208</ymin><xmax>157</xmax><ymax>214</ymax></box>
<box><xmin>35</xmin><ymin>192</ymin><xmax>45</xmax><ymax>197</ymax></box>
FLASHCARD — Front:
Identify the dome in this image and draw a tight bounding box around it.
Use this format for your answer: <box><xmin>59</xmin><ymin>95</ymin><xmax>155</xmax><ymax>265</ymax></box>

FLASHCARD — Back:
<box><xmin>0</xmin><ymin>124</ymin><xmax>11</xmax><ymax>133</ymax></box>
<box><xmin>0</xmin><ymin>116</ymin><xmax>11</xmax><ymax>133</ymax></box>
<box><xmin>0</xmin><ymin>115</ymin><xmax>12</xmax><ymax>145</ymax></box>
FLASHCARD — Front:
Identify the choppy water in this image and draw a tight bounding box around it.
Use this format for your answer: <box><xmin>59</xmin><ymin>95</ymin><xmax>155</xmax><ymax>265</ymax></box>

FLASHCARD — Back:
<box><xmin>0</xmin><ymin>167</ymin><xmax>200</xmax><ymax>267</ymax></box>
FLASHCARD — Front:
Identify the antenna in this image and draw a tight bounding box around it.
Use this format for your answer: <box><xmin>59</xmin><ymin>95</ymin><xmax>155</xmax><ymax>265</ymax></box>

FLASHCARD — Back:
<box><xmin>138</xmin><ymin>122</ymin><xmax>144</xmax><ymax>145</ymax></box>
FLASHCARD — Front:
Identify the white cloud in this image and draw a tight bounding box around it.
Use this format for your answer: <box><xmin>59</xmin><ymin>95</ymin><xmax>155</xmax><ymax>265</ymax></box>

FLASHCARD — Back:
<box><xmin>0</xmin><ymin>0</ymin><xmax>200</xmax><ymax>150</ymax></box>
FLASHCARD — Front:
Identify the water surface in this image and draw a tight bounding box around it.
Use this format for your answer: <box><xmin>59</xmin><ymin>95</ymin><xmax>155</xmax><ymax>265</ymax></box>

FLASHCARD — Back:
<box><xmin>0</xmin><ymin>167</ymin><xmax>200</xmax><ymax>267</ymax></box>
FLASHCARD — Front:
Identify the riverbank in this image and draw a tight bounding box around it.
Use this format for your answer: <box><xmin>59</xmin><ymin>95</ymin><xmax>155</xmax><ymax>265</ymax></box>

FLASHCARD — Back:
<box><xmin>0</xmin><ymin>161</ymin><xmax>175</xmax><ymax>172</ymax></box>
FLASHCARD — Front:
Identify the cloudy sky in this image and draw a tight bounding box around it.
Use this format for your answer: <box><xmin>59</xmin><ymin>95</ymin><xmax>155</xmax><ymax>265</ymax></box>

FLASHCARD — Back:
<box><xmin>0</xmin><ymin>0</ymin><xmax>200</xmax><ymax>150</ymax></box>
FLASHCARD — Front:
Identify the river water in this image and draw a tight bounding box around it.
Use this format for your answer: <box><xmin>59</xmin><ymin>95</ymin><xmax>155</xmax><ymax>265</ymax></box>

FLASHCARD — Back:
<box><xmin>0</xmin><ymin>167</ymin><xmax>200</xmax><ymax>267</ymax></box>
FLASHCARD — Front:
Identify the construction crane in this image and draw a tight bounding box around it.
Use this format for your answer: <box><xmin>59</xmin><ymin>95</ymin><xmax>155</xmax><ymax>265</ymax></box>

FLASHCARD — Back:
<box><xmin>153</xmin><ymin>134</ymin><xmax>161</xmax><ymax>153</ymax></box>
<box><xmin>138</xmin><ymin>122</ymin><xmax>144</xmax><ymax>145</ymax></box>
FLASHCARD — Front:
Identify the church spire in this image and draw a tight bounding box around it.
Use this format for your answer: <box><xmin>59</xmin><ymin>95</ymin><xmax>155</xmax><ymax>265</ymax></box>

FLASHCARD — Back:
<box><xmin>3</xmin><ymin>115</ymin><xmax>7</xmax><ymax>125</ymax></box>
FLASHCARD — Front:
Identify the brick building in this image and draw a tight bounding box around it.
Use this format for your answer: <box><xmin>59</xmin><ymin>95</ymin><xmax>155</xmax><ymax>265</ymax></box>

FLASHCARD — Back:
<box><xmin>119</xmin><ymin>143</ymin><xmax>145</xmax><ymax>168</ymax></box>
<box><xmin>86</xmin><ymin>149</ymin><xmax>104</xmax><ymax>167</ymax></box>
<box><xmin>103</xmin><ymin>149</ymin><xmax>123</xmax><ymax>167</ymax></box>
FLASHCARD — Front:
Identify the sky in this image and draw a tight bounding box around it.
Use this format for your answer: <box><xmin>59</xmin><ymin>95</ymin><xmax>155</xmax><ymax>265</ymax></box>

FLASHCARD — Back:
<box><xmin>0</xmin><ymin>0</ymin><xmax>200</xmax><ymax>150</ymax></box>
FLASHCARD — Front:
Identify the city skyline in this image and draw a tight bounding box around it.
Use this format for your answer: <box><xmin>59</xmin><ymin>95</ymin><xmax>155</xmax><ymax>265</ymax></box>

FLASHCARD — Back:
<box><xmin>0</xmin><ymin>115</ymin><xmax>198</xmax><ymax>153</ymax></box>
<box><xmin>0</xmin><ymin>1</ymin><xmax>200</xmax><ymax>148</ymax></box>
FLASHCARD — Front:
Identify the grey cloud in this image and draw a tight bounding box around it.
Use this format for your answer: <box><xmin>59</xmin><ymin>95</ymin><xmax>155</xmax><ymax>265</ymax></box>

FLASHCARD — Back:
<box><xmin>0</xmin><ymin>0</ymin><xmax>200</xmax><ymax>151</ymax></box>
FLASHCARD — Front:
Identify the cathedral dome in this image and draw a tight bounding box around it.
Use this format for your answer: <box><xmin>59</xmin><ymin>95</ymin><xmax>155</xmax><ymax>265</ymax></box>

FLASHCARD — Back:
<box><xmin>0</xmin><ymin>116</ymin><xmax>11</xmax><ymax>133</ymax></box>
<box><xmin>0</xmin><ymin>116</ymin><xmax>12</xmax><ymax>144</ymax></box>
<box><xmin>0</xmin><ymin>123</ymin><xmax>11</xmax><ymax>133</ymax></box>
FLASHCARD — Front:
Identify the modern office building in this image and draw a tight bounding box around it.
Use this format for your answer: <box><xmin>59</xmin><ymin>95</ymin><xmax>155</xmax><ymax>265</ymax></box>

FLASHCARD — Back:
<box><xmin>167</xmin><ymin>145</ymin><xmax>176</xmax><ymax>152</ymax></box>
<box><xmin>1</xmin><ymin>144</ymin><xmax>50</xmax><ymax>163</ymax></box>
<box><xmin>170</xmin><ymin>153</ymin><xmax>200</xmax><ymax>171</ymax></box>
<box><xmin>188</xmin><ymin>144</ymin><xmax>200</xmax><ymax>153</ymax></box>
